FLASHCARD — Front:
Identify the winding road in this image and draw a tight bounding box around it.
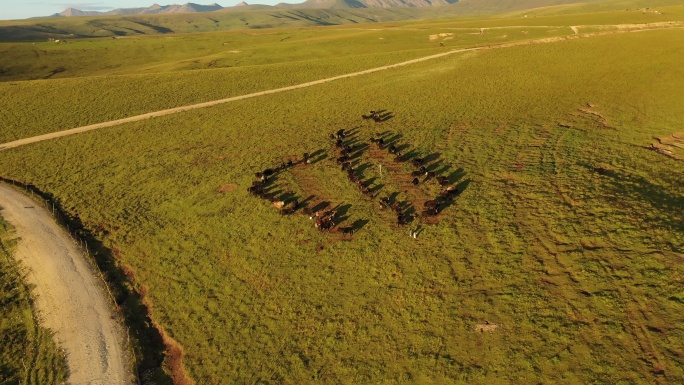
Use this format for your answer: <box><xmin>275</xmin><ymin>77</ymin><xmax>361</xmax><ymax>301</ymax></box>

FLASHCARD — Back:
<box><xmin>0</xmin><ymin>184</ymin><xmax>132</xmax><ymax>385</ymax></box>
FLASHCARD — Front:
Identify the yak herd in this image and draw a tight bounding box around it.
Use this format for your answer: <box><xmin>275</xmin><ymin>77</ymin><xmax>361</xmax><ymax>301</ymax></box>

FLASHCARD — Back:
<box><xmin>247</xmin><ymin>111</ymin><xmax>465</xmax><ymax>237</ymax></box>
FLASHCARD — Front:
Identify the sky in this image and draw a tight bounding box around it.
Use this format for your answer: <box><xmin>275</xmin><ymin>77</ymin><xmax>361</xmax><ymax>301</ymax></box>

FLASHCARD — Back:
<box><xmin>0</xmin><ymin>0</ymin><xmax>292</xmax><ymax>20</ymax></box>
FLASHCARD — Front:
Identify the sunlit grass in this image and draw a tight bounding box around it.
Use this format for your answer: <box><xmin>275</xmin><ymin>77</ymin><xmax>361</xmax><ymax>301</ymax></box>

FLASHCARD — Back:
<box><xmin>0</xmin><ymin>6</ymin><xmax>683</xmax><ymax>384</ymax></box>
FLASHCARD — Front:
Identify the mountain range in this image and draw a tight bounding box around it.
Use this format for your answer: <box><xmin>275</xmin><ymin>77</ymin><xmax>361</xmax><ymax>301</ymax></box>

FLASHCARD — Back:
<box><xmin>52</xmin><ymin>0</ymin><xmax>460</xmax><ymax>17</ymax></box>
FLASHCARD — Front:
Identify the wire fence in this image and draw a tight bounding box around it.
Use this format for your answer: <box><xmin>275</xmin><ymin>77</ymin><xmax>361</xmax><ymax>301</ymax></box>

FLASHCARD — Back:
<box><xmin>2</xmin><ymin>178</ymin><xmax>141</xmax><ymax>385</ymax></box>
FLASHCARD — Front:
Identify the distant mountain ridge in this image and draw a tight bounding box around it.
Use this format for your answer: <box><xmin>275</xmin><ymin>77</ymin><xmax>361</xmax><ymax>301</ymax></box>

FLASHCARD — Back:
<box><xmin>53</xmin><ymin>3</ymin><xmax>225</xmax><ymax>17</ymax></box>
<box><xmin>52</xmin><ymin>0</ymin><xmax>460</xmax><ymax>17</ymax></box>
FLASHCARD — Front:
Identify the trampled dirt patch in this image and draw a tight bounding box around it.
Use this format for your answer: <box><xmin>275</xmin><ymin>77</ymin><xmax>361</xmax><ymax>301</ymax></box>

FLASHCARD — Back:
<box><xmin>429</xmin><ymin>33</ymin><xmax>454</xmax><ymax>40</ymax></box>
<box><xmin>649</xmin><ymin>132</ymin><xmax>684</xmax><ymax>161</ymax></box>
<box><xmin>218</xmin><ymin>183</ymin><xmax>238</xmax><ymax>193</ymax></box>
<box><xmin>557</xmin><ymin>103</ymin><xmax>616</xmax><ymax>132</ymax></box>
<box><xmin>475</xmin><ymin>323</ymin><xmax>499</xmax><ymax>333</ymax></box>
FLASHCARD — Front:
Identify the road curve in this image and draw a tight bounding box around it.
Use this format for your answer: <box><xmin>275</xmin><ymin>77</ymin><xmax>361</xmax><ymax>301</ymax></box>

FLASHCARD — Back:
<box><xmin>0</xmin><ymin>184</ymin><xmax>132</xmax><ymax>385</ymax></box>
<box><xmin>0</xmin><ymin>24</ymin><xmax>681</xmax><ymax>152</ymax></box>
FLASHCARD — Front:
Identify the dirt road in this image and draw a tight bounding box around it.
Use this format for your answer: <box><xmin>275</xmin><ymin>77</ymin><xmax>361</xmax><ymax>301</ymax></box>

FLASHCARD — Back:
<box><xmin>0</xmin><ymin>23</ymin><xmax>680</xmax><ymax>152</ymax></box>
<box><xmin>0</xmin><ymin>184</ymin><xmax>132</xmax><ymax>385</ymax></box>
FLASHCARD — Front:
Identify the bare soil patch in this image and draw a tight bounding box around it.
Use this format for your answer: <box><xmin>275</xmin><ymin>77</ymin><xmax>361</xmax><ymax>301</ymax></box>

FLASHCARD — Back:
<box><xmin>429</xmin><ymin>33</ymin><xmax>453</xmax><ymax>40</ymax></box>
<box><xmin>649</xmin><ymin>132</ymin><xmax>684</xmax><ymax>161</ymax></box>
<box><xmin>475</xmin><ymin>323</ymin><xmax>499</xmax><ymax>333</ymax></box>
<box><xmin>218</xmin><ymin>183</ymin><xmax>238</xmax><ymax>193</ymax></box>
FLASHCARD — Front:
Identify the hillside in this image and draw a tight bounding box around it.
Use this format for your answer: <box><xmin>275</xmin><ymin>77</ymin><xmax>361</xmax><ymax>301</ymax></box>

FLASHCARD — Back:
<box><xmin>0</xmin><ymin>0</ymin><xmax>614</xmax><ymax>42</ymax></box>
<box><xmin>52</xmin><ymin>3</ymin><xmax>225</xmax><ymax>17</ymax></box>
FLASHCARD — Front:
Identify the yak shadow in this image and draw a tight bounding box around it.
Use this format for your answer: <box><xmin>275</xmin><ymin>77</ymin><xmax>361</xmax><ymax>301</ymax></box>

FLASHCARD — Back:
<box><xmin>432</xmin><ymin>163</ymin><xmax>451</xmax><ymax>175</ymax></box>
<box><xmin>377</xmin><ymin>112</ymin><xmax>394</xmax><ymax>122</ymax></box>
<box><xmin>350</xmin><ymin>148</ymin><xmax>368</xmax><ymax>161</ymax></box>
<box><xmin>333</xmin><ymin>203</ymin><xmax>352</xmax><ymax>219</ymax></box>
<box><xmin>399</xmin><ymin>149</ymin><xmax>421</xmax><ymax>162</ymax></box>
<box><xmin>344</xmin><ymin>127</ymin><xmax>360</xmax><ymax>138</ymax></box>
<box><xmin>434</xmin><ymin>179</ymin><xmax>471</xmax><ymax>213</ymax></box>
<box><xmin>277</xmin><ymin>191</ymin><xmax>298</xmax><ymax>202</ymax></box>
<box><xmin>423</xmin><ymin>152</ymin><xmax>441</xmax><ymax>164</ymax></box>
<box><xmin>371</xmin><ymin>183</ymin><xmax>384</xmax><ymax>193</ymax></box>
<box><xmin>436</xmin><ymin>196</ymin><xmax>456</xmax><ymax>212</ymax></box>
<box><xmin>350</xmin><ymin>159</ymin><xmax>364</xmax><ymax>168</ymax></box>
<box><xmin>263</xmin><ymin>187</ymin><xmax>283</xmax><ymax>197</ymax></box>
<box><xmin>425</xmin><ymin>159</ymin><xmax>449</xmax><ymax>174</ymax></box>
<box><xmin>393</xmin><ymin>200</ymin><xmax>411</xmax><ymax>214</ymax></box>
<box><xmin>297</xmin><ymin>195</ymin><xmax>316</xmax><ymax>209</ymax></box>
<box><xmin>261</xmin><ymin>166</ymin><xmax>287</xmax><ymax>178</ymax></box>
<box><xmin>394</xmin><ymin>143</ymin><xmax>411</xmax><ymax>153</ymax></box>
<box><xmin>310</xmin><ymin>201</ymin><xmax>331</xmax><ymax>213</ymax></box>
<box><xmin>454</xmin><ymin>178</ymin><xmax>471</xmax><ymax>193</ymax></box>
<box><xmin>381</xmin><ymin>134</ymin><xmax>403</xmax><ymax>148</ymax></box>
<box><xmin>364</xmin><ymin>177</ymin><xmax>379</xmax><ymax>185</ymax></box>
<box><xmin>310</xmin><ymin>148</ymin><xmax>326</xmax><ymax>158</ymax></box>
<box><xmin>344</xmin><ymin>137</ymin><xmax>363</xmax><ymax>148</ymax></box>
<box><xmin>388</xmin><ymin>192</ymin><xmax>401</xmax><ymax>205</ymax></box>
<box><xmin>310</xmin><ymin>153</ymin><xmax>328</xmax><ymax>164</ymax></box>
<box><xmin>403</xmin><ymin>205</ymin><xmax>417</xmax><ymax>217</ymax></box>
<box><xmin>355</xmin><ymin>162</ymin><xmax>373</xmax><ymax>176</ymax></box>
<box><xmin>352</xmin><ymin>143</ymin><xmax>369</xmax><ymax>154</ymax></box>
<box><xmin>327</xmin><ymin>203</ymin><xmax>352</xmax><ymax>225</ymax></box>
<box><xmin>350</xmin><ymin>219</ymin><xmax>370</xmax><ymax>232</ymax></box>
<box><xmin>447</xmin><ymin>168</ymin><xmax>467</xmax><ymax>184</ymax></box>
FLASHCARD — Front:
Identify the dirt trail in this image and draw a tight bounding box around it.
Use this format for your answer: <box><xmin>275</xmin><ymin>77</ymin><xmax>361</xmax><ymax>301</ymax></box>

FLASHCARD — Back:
<box><xmin>0</xmin><ymin>184</ymin><xmax>133</xmax><ymax>385</ymax></box>
<box><xmin>0</xmin><ymin>23</ymin><xmax>681</xmax><ymax>152</ymax></box>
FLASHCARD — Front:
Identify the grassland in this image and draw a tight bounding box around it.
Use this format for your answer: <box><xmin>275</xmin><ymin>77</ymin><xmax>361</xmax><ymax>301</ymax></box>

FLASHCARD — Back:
<box><xmin>1</xmin><ymin>6</ymin><xmax>679</xmax><ymax>143</ymax></box>
<box><xmin>0</xmin><ymin>0</ymin><xmax>614</xmax><ymax>42</ymax></box>
<box><xmin>1</xmin><ymin>3</ymin><xmax>683</xmax><ymax>384</ymax></box>
<box><xmin>0</xmin><ymin>215</ymin><xmax>68</xmax><ymax>384</ymax></box>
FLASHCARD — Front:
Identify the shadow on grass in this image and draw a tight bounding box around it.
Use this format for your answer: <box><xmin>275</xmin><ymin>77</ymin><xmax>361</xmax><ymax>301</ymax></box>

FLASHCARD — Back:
<box><xmin>310</xmin><ymin>201</ymin><xmax>332</xmax><ymax>213</ymax></box>
<box><xmin>602</xmin><ymin>169</ymin><xmax>684</xmax><ymax>234</ymax></box>
<box><xmin>350</xmin><ymin>219</ymin><xmax>369</xmax><ymax>232</ymax></box>
<box><xmin>376</xmin><ymin>112</ymin><xmax>394</xmax><ymax>122</ymax></box>
<box><xmin>447</xmin><ymin>168</ymin><xmax>467</xmax><ymax>184</ymax></box>
<box><xmin>423</xmin><ymin>152</ymin><xmax>441</xmax><ymax>164</ymax></box>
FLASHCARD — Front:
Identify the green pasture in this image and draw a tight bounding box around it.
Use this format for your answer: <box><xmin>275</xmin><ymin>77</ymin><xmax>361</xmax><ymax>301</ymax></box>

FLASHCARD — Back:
<box><xmin>1</xmin><ymin>4</ymin><xmax>683</xmax><ymax>384</ymax></box>
<box><xmin>0</xmin><ymin>216</ymin><xmax>68</xmax><ymax>384</ymax></box>
<box><xmin>2</xmin><ymin>4</ymin><xmax>683</xmax><ymax>143</ymax></box>
<box><xmin>0</xmin><ymin>21</ymin><xmax>581</xmax><ymax>142</ymax></box>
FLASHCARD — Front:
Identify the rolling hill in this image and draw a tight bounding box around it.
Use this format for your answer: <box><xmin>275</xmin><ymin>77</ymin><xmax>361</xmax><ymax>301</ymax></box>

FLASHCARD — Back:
<box><xmin>0</xmin><ymin>0</ymin><xmax>615</xmax><ymax>42</ymax></box>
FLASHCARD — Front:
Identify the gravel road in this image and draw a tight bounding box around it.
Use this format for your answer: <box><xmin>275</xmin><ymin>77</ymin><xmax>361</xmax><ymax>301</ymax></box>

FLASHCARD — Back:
<box><xmin>0</xmin><ymin>184</ymin><xmax>132</xmax><ymax>385</ymax></box>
